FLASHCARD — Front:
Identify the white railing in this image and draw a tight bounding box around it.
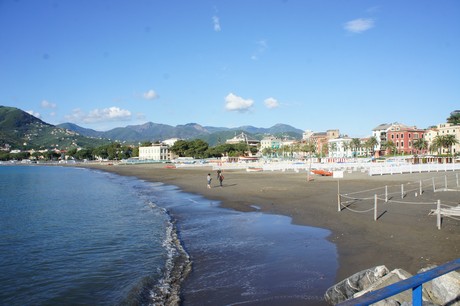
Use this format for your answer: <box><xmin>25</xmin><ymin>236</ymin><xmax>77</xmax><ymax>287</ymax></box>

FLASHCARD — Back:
<box><xmin>368</xmin><ymin>163</ymin><xmax>460</xmax><ymax>176</ymax></box>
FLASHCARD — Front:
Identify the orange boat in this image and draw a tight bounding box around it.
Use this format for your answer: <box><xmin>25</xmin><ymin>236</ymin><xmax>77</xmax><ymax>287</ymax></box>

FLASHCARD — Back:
<box><xmin>311</xmin><ymin>169</ymin><xmax>333</xmax><ymax>176</ymax></box>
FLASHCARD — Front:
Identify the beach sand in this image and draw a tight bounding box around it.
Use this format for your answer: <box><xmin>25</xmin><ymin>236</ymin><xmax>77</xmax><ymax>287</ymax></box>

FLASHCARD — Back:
<box><xmin>79</xmin><ymin>163</ymin><xmax>460</xmax><ymax>286</ymax></box>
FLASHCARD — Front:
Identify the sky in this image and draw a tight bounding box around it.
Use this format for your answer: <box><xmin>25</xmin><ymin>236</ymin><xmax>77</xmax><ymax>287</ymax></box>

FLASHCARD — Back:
<box><xmin>1</xmin><ymin>0</ymin><xmax>459</xmax><ymax>137</ymax></box>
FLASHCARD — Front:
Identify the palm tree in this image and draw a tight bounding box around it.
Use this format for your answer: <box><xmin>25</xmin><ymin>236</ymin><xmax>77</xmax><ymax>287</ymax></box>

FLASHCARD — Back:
<box><xmin>382</xmin><ymin>140</ymin><xmax>396</xmax><ymax>156</ymax></box>
<box><xmin>302</xmin><ymin>141</ymin><xmax>316</xmax><ymax>158</ymax></box>
<box><xmin>365</xmin><ymin>136</ymin><xmax>378</xmax><ymax>157</ymax></box>
<box><xmin>433</xmin><ymin>135</ymin><xmax>446</xmax><ymax>155</ymax></box>
<box><xmin>350</xmin><ymin>138</ymin><xmax>361</xmax><ymax>157</ymax></box>
<box><xmin>342</xmin><ymin>141</ymin><xmax>351</xmax><ymax>158</ymax></box>
<box><xmin>443</xmin><ymin>134</ymin><xmax>459</xmax><ymax>156</ymax></box>
<box><xmin>262</xmin><ymin>147</ymin><xmax>272</xmax><ymax>157</ymax></box>
<box><xmin>412</xmin><ymin>138</ymin><xmax>428</xmax><ymax>155</ymax></box>
<box><xmin>292</xmin><ymin>142</ymin><xmax>302</xmax><ymax>159</ymax></box>
<box><xmin>328</xmin><ymin>142</ymin><xmax>337</xmax><ymax>157</ymax></box>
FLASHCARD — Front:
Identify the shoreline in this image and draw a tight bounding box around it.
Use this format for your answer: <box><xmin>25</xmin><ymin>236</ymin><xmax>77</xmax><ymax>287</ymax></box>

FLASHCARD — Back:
<box><xmin>76</xmin><ymin>163</ymin><xmax>460</xmax><ymax>284</ymax></box>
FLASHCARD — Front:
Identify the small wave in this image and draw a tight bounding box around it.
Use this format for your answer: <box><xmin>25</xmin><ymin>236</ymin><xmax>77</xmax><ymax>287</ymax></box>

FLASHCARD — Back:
<box><xmin>148</xmin><ymin>203</ymin><xmax>192</xmax><ymax>306</ymax></box>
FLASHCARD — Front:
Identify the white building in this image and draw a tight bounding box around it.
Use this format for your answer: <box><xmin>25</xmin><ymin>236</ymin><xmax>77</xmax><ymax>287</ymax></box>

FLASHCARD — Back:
<box><xmin>162</xmin><ymin>138</ymin><xmax>180</xmax><ymax>147</ymax></box>
<box><xmin>327</xmin><ymin>138</ymin><xmax>353</xmax><ymax>158</ymax></box>
<box><xmin>260</xmin><ymin>136</ymin><xmax>282</xmax><ymax>151</ymax></box>
<box><xmin>372</xmin><ymin>123</ymin><xmax>395</xmax><ymax>153</ymax></box>
<box><xmin>139</xmin><ymin>144</ymin><xmax>170</xmax><ymax>161</ymax></box>
<box><xmin>226</xmin><ymin>132</ymin><xmax>260</xmax><ymax>147</ymax></box>
<box><xmin>425</xmin><ymin>123</ymin><xmax>460</xmax><ymax>155</ymax></box>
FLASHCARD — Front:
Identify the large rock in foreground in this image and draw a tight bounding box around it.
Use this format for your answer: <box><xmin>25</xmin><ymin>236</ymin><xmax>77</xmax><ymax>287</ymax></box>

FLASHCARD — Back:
<box><xmin>325</xmin><ymin>265</ymin><xmax>460</xmax><ymax>305</ymax></box>
<box><xmin>324</xmin><ymin>266</ymin><xmax>389</xmax><ymax>304</ymax></box>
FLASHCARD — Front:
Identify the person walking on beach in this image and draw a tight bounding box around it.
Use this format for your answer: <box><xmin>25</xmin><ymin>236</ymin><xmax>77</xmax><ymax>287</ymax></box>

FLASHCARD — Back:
<box><xmin>216</xmin><ymin>169</ymin><xmax>222</xmax><ymax>179</ymax></box>
<box><xmin>207</xmin><ymin>173</ymin><xmax>212</xmax><ymax>189</ymax></box>
<box><xmin>218</xmin><ymin>172</ymin><xmax>224</xmax><ymax>187</ymax></box>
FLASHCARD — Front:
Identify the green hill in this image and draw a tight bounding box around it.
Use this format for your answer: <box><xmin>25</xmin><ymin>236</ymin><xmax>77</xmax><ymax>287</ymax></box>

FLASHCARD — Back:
<box><xmin>0</xmin><ymin>106</ymin><xmax>109</xmax><ymax>150</ymax></box>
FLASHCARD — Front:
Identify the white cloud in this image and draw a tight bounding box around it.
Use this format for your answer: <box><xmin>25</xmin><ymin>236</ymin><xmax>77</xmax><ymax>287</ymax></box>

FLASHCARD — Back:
<box><xmin>65</xmin><ymin>107</ymin><xmax>132</xmax><ymax>123</ymax></box>
<box><xmin>212</xmin><ymin>15</ymin><xmax>221</xmax><ymax>32</ymax></box>
<box><xmin>344</xmin><ymin>18</ymin><xmax>374</xmax><ymax>33</ymax></box>
<box><xmin>41</xmin><ymin>100</ymin><xmax>57</xmax><ymax>109</ymax></box>
<box><xmin>264</xmin><ymin>97</ymin><xmax>279</xmax><ymax>109</ymax></box>
<box><xmin>143</xmin><ymin>89</ymin><xmax>158</xmax><ymax>100</ymax></box>
<box><xmin>26</xmin><ymin>110</ymin><xmax>41</xmax><ymax>118</ymax></box>
<box><xmin>251</xmin><ymin>39</ymin><xmax>268</xmax><ymax>61</ymax></box>
<box><xmin>224</xmin><ymin>93</ymin><xmax>254</xmax><ymax>112</ymax></box>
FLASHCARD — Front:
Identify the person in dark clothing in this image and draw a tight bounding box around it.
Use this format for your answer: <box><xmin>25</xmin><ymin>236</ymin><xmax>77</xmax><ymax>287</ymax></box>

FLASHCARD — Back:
<box><xmin>218</xmin><ymin>172</ymin><xmax>224</xmax><ymax>187</ymax></box>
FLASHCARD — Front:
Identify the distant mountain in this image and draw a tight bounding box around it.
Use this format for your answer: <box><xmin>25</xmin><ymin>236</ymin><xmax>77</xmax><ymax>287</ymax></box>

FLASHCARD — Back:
<box><xmin>0</xmin><ymin>106</ymin><xmax>109</xmax><ymax>150</ymax></box>
<box><xmin>59</xmin><ymin>121</ymin><xmax>304</xmax><ymax>146</ymax></box>
<box><xmin>57</xmin><ymin>122</ymin><xmax>104</xmax><ymax>138</ymax></box>
<box><xmin>1</xmin><ymin>105</ymin><xmax>304</xmax><ymax>149</ymax></box>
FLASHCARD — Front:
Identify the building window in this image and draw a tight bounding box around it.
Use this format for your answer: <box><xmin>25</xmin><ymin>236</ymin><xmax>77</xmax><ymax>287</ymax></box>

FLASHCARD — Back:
<box><xmin>401</xmin><ymin>134</ymin><xmax>404</xmax><ymax>138</ymax></box>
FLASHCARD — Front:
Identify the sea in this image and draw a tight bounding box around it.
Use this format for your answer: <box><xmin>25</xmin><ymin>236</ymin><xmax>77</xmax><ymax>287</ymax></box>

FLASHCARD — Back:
<box><xmin>0</xmin><ymin>165</ymin><xmax>338</xmax><ymax>305</ymax></box>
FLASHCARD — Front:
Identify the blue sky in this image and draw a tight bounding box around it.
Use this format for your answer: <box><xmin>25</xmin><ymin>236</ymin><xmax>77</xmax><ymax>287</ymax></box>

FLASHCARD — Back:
<box><xmin>1</xmin><ymin>0</ymin><xmax>459</xmax><ymax>137</ymax></box>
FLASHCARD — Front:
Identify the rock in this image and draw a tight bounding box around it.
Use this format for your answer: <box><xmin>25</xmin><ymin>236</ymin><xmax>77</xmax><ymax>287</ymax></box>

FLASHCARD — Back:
<box><xmin>325</xmin><ymin>264</ymin><xmax>460</xmax><ymax>306</ymax></box>
<box><xmin>419</xmin><ymin>266</ymin><xmax>460</xmax><ymax>306</ymax></box>
<box><xmin>324</xmin><ymin>265</ymin><xmax>389</xmax><ymax>304</ymax></box>
<box><xmin>353</xmin><ymin>268</ymin><xmax>421</xmax><ymax>305</ymax></box>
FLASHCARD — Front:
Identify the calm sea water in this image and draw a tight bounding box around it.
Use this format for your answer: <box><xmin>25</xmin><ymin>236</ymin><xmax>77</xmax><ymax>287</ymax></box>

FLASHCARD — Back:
<box><xmin>0</xmin><ymin>165</ymin><xmax>338</xmax><ymax>305</ymax></box>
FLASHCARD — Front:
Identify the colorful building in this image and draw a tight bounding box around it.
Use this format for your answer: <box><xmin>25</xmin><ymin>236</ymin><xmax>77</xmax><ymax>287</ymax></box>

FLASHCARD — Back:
<box><xmin>386</xmin><ymin>124</ymin><xmax>426</xmax><ymax>155</ymax></box>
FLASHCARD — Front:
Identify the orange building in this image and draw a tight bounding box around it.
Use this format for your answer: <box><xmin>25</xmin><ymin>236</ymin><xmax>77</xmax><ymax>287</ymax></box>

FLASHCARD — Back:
<box><xmin>386</xmin><ymin>125</ymin><xmax>426</xmax><ymax>155</ymax></box>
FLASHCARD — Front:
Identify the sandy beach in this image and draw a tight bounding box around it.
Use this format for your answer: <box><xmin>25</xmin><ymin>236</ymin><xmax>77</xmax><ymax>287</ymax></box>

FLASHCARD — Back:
<box><xmin>79</xmin><ymin>163</ymin><xmax>460</xmax><ymax>287</ymax></box>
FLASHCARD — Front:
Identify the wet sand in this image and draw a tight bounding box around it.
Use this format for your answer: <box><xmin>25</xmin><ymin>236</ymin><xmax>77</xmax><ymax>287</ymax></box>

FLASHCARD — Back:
<box><xmin>79</xmin><ymin>163</ymin><xmax>460</xmax><ymax>284</ymax></box>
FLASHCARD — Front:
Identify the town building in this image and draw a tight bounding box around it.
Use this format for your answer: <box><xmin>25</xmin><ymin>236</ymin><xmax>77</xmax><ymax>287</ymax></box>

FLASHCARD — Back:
<box><xmin>162</xmin><ymin>138</ymin><xmax>180</xmax><ymax>147</ymax></box>
<box><xmin>386</xmin><ymin>124</ymin><xmax>426</xmax><ymax>155</ymax></box>
<box><xmin>372</xmin><ymin>123</ymin><xmax>393</xmax><ymax>155</ymax></box>
<box><xmin>260</xmin><ymin>136</ymin><xmax>282</xmax><ymax>151</ymax></box>
<box><xmin>303</xmin><ymin>129</ymin><xmax>339</xmax><ymax>156</ymax></box>
<box><xmin>425</xmin><ymin>123</ymin><xmax>460</xmax><ymax>155</ymax></box>
<box><xmin>327</xmin><ymin>137</ymin><xmax>353</xmax><ymax>158</ymax></box>
<box><xmin>225</xmin><ymin>132</ymin><xmax>260</xmax><ymax>147</ymax></box>
<box><xmin>139</xmin><ymin>144</ymin><xmax>170</xmax><ymax>161</ymax></box>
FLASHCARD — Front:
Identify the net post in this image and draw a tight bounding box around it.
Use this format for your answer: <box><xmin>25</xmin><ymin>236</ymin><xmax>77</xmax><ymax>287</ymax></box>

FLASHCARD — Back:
<box><xmin>437</xmin><ymin>200</ymin><xmax>441</xmax><ymax>230</ymax></box>
<box><xmin>374</xmin><ymin>194</ymin><xmax>378</xmax><ymax>221</ymax></box>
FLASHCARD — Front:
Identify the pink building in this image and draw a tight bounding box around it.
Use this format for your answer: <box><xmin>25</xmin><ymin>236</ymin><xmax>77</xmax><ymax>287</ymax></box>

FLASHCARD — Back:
<box><xmin>387</xmin><ymin>125</ymin><xmax>426</xmax><ymax>155</ymax></box>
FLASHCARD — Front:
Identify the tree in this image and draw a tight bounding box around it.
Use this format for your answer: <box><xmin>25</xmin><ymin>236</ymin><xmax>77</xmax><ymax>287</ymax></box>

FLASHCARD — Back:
<box><xmin>170</xmin><ymin>140</ymin><xmax>188</xmax><ymax>157</ymax></box>
<box><xmin>382</xmin><ymin>140</ymin><xmax>396</xmax><ymax>155</ymax></box>
<box><xmin>350</xmin><ymin>138</ymin><xmax>361</xmax><ymax>157</ymax></box>
<box><xmin>412</xmin><ymin>138</ymin><xmax>428</xmax><ymax>155</ymax></box>
<box><xmin>432</xmin><ymin>135</ymin><xmax>446</xmax><ymax>155</ymax></box>
<box><xmin>262</xmin><ymin>147</ymin><xmax>273</xmax><ymax>157</ymax></box>
<box><xmin>75</xmin><ymin>148</ymin><xmax>93</xmax><ymax>160</ymax></box>
<box><xmin>447</xmin><ymin>111</ymin><xmax>460</xmax><ymax>125</ymax></box>
<box><xmin>443</xmin><ymin>134</ymin><xmax>458</xmax><ymax>156</ymax></box>
<box><xmin>328</xmin><ymin>142</ymin><xmax>337</xmax><ymax>157</ymax></box>
<box><xmin>169</xmin><ymin>139</ymin><xmax>209</xmax><ymax>158</ymax></box>
<box><xmin>302</xmin><ymin>141</ymin><xmax>316</xmax><ymax>158</ymax></box>
<box><xmin>365</xmin><ymin>137</ymin><xmax>378</xmax><ymax>157</ymax></box>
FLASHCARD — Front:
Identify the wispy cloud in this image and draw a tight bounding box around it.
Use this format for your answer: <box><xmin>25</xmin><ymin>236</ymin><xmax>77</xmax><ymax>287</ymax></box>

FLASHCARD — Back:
<box><xmin>264</xmin><ymin>97</ymin><xmax>279</xmax><ymax>109</ymax></box>
<box><xmin>251</xmin><ymin>39</ymin><xmax>268</xmax><ymax>61</ymax></box>
<box><xmin>65</xmin><ymin>107</ymin><xmax>132</xmax><ymax>123</ymax></box>
<box><xmin>40</xmin><ymin>100</ymin><xmax>57</xmax><ymax>109</ymax></box>
<box><xmin>26</xmin><ymin>110</ymin><xmax>41</xmax><ymax>118</ymax></box>
<box><xmin>224</xmin><ymin>93</ymin><xmax>254</xmax><ymax>112</ymax></box>
<box><xmin>344</xmin><ymin>18</ymin><xmax>375</xmax><ymax>33</ymax></box>
<box><xmin>212</xmin><ymin>15</ymin><xmax>221</xmax><ymax>32</ymax></box>
<box><xmin>143</xmin><ymin>89</ymin><xmax>158</xmax><ymax>100</ymax></box>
